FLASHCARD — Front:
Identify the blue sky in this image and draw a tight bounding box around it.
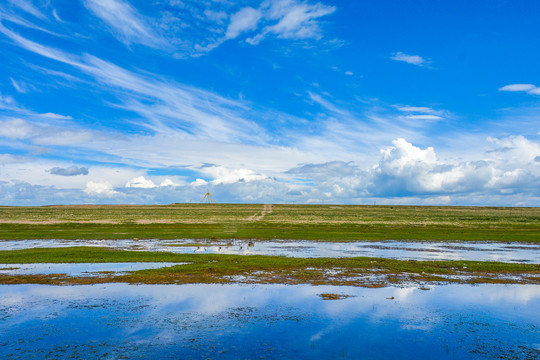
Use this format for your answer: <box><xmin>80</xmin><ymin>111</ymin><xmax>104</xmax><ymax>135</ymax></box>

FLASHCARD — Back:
<box><xmin>0</xmin><ymin>0</ymin><xmax>539</xmax><ymax>205</ymax></box>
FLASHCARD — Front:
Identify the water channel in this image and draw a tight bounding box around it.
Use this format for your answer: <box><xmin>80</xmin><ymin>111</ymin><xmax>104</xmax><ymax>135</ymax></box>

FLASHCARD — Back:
<box><xmin>2</xmin><ymin>239</ymin><xmax>539</xmax><ymax>263</ymax></box>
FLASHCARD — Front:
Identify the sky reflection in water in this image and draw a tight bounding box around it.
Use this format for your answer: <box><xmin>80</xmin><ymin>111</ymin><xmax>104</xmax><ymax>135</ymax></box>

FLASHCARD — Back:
<box><xmin>0</xmin><ymin>262</ymin><xmax>181</xmax><ymax>276</ymax></box>
<box><xmin>1</xmin><ymin>283</ymin><xmax>539</xmax><ymax>359</ymax></box>
<box><xmin>1</xmin><ymin>239</ymin><xmax>539</xmax><ymax>263</ymax></box>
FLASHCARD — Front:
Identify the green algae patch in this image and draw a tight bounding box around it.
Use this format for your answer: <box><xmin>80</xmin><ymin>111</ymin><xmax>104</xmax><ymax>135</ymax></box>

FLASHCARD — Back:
<box><xmin>1</xmin><ymin>247</ymin><xmax>538</xmax><ymax>287</ymax></box>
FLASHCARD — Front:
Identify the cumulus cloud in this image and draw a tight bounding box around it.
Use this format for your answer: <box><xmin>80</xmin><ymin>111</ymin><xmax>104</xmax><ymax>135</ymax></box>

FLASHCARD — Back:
<box><xmin>487</xmin><ymin>136</ymin><xmax>540</xmax><ymax>163</ymax></box>
<box><xmin>1</xmin><ymin>135</ymin><xmax>539</xmax><ymax>206</ymax></box>
<box><xmin>280</xmin><ymin>137</ymin><xmax>540</xmax><ymax>203</ymax></box>
<box><xmin>49</xmin><ymin>166</ymin><xmax>89</xmax><ymax>176</ymax></box>
<box><xmin>499</xmin><ymin>84</ymin><xmax>540</xmax><ymax>95</ymax></box>
<box><xmin>84</xmin><ymin>181</ymin><xmax>118</xmax><ymax>196</ymax></box>
<box><xmin>369</xmin><ymin>138</ymin><xmax>540</xmax><ymax>197</ymax></box>
<box><xmin>126</xmin><ymin>176</ymin><xmax>157</xmax><ymax>188</ymax></box>
<box><xmin>390</xmin><ymin>52</ymin><xmax>430</xmax><ymax>67</ymax></box>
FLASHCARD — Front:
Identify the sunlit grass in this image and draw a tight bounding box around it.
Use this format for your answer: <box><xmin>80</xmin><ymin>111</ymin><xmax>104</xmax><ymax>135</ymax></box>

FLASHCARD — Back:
<box><xmin>0</xmin><ymin>204</ymin><xmax>538</xmax><ymax>242</ymax></box>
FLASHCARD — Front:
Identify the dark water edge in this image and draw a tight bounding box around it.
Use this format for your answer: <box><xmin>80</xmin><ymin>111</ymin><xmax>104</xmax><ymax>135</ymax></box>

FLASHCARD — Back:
<box><xmin>1</xmin><ymin>283</ymin><xmax>539</xmax><ymax>359</ymax></box>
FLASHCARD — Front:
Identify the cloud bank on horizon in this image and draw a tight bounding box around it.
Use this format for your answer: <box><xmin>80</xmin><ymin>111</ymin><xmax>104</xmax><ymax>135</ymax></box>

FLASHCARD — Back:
<box><xmin>0</xmin><ymin>0</ymin><xmax>539</xmax><ymax>206</ymax></box>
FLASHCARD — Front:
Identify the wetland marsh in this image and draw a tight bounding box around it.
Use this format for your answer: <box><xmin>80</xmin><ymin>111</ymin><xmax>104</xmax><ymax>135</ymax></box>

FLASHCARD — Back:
<box><xmin>1</xmin><ymin>204</ymin><xmax>539</xmax><ymax>358</ymax></box>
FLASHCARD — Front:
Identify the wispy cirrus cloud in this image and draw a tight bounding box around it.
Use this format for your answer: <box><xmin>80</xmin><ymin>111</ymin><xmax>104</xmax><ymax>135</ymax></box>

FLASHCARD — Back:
<box><xmin>404</xmin><ymin>114</ymin><xmax>443</xmax><ymax>121</ymax></box>
<box><xmin>83</xmin><ymin>0</ymin><xmax>166</xmax><ymax>48</ymax></box>
<box><xmin>390</xmin><ymin>52</ymin><xmax>430</xmax><ymax>67</ymax></box>
<box><xmin>9</xmin><ymin>77</ymin><xmax>29</xmax><ymax>93</ymax></box>
<box><xmin>396</xmin><ymin>106</ymin><xmax>436</xmax><ymax>113</ymax></box>
<box><xmin>0</xmin><ymin>22</ymin><xmax>262</xmax><ymax>143</ymax></box>
<box><xmin>246</xmin><ymin>0</ymin><xmax>336</xmax><ymax>45</ymax></box>
<box><xmin>191</xmin><ymin>0</ymin><xmax>337</xmax><ymax>54</ymax></box>
<box><xmin>396</xmin><ymin>105</ymin><xmax>447</xmax><ymax>123</ymax></box>
<box><xmin>225</xmin><ymin>7</ymin><xmax>262</xmax><ymax>40</ymax></box>
<box><xmin>8</xmin><ymin>0</ymin><xmax>46</xmax><ymax>20</ymax></box>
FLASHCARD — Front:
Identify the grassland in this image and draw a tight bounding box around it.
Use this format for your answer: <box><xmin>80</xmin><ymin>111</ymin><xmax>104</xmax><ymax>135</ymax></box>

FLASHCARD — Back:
<box><xmin>0</xmin><ymin>204</ymin><xmax>538</xmax><ymax>242</ymax></box>
<box><xmin>0</xmin><ymin>247</ymin><xmax>538</xmax><ymax>286</ymax></box>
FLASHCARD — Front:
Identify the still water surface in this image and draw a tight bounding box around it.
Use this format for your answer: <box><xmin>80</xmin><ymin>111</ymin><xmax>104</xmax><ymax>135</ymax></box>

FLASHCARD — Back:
<box><xmin>0</xmin><ymin>283</ymin><xmax>538</xmax><ymax>359</ymax></box>
<box><xmin>2</xmin><ymin>239</ymin><xmax>539</xmax><ymax>263</ymax></box>
<box><xmin>0</xmin><ymin>262</ymin><xmax>181</xmax><ymax>276</ymax></box>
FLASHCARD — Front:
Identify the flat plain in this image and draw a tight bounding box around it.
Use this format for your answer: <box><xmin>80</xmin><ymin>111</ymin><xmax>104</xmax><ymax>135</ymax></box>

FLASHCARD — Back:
<box><xmin>0</xmin><ymin>204</ymin><xmax>538</xmax><ymax>242</ymax></box>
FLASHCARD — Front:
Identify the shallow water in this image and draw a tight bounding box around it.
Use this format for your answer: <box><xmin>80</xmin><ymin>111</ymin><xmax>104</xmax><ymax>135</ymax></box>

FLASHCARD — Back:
<box><xmin>0</xmin><ymin>262</ymin><xmax>182</xmax><ymax>276</ymax></box>
<box><xmin>2</xmin><ymin>239</ymin><xmax>539</xmax><ymax>263</ymax></box>
<box><xmin>0</xmin><ymin>283</ymin><xmax>538</xmax><ymax>359</ymax></box>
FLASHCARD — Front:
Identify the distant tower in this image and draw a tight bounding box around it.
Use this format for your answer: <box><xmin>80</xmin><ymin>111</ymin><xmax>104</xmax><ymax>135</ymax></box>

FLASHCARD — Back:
<box><xmin>201</xmin><ymin>192</ymin><xmax>216</xmax><ymax>203</ymax></box>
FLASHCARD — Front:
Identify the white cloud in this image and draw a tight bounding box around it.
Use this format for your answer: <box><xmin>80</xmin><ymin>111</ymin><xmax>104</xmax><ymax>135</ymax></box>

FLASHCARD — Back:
<box><xmin>1</xmin><ymin>135</ymin><xmax>538</xmax><ymax>205</ymax></box>
<box><xmin>369</xmin><ymin>137</ymin><xmax>540</xmax><ymax>197</ymax></box>
<box><xmin>498</xmin><ymin>84</ymin><xmax>536</xmax><ymax>92</ymax></box>
<box><xmin>84</xmin><ymin>180</ymin><xmax>118</xmax><ymax>196</ymax></box>
<box><xmin>225</xmin><ymin>7</ymin><xmax>262</xmax><ymax>39</ymax></box>
<box><xmin>0</xmin><ymin>117</ymin><xmax>107</xmax><ymax>146</ymax></box>
<box><xmin>390</xmin><ymin>52</ymin><xmax>430</xmax><ymax>67</ymax></box>
<box><xmin>266</xmin><ymin>0</ymin><xmax>335</xmax><ymax>39</ymax></box>
<box><xmin>199</xmin><ymin>0</ymin><xmax>336</xmax><ymax>53</ymax></box>
<box><xmin>84</xmin><ymin>0</ymin><xmax>165</xmax><ymax>47</ymax></box>
<box><xmin>397</xmin><ymin>106</ymin><xmax>435</xmax><ymax>113</ymax></box>
<box><xmin>126</xmin><ymin>176</ymin><xmax>157</xmax><ymax>188</ymax></box>
<box><xmin>159</xmin><ymin>178</ymin><xmax>178</xmax><ymax>187</ymax></box>
<box><xmin>0</xmin><ymin>25</ymin><xmax>263</xmax><ymax>144</ymax></box>
<box><xmin>52</xmin><ymin>9</ymin><xmax>62</xmax><ymax>22</ymax></box>
<box><xmin>487</xmin><ymin>136</ymin><xmax>540</xmax><ymax>164</ymax></box>
<box><xmin>405</xmin><ymin>114</ymin><xmax>443</xmax><ymax>121</ymax></box>
<box><xmin>9</xmin><ymin>0</ymin><xmax>46</xmax><ymax>20</ymax></box>
<box><xmin>199</xmin><ymin>165</ymin><xmax>268</xmax><ymax>184</ymax></box>
<box><xmin>204</xmin><ymin>10</ymin><xmax>227</xmax><ymax>23</ymax></box>
<box><xmin>10</xmin><ymin>78</ymin><xmax>29</xmax><ymax>93</ymax></box>
<box><xmin>344</xmin><ymin>71</ymin><xmax>353</xmax><ymax>76</ymax></box>
<box><xmin>125</xmin><ymin>176</ymin><xmax>182</xmax><ymax>188</ymax></box>
<box><xmin>0</xmin><ymin>118</ymin><xmax>34</xmax><ymax>139</ymax></box>
<box><xmin>40</xmin><ymin>112</ymin><xmax>73</xmax><ymax>120</ymax></box>
<box><xmin>247</xmin><ymin>0</ymin><xmax>335</xmax><ymax>45</ymax></box>
<box><xmin>396</xmin><ymin>106</ymin><xmax>446</xmax><ymax>123</ymax></box>
<box><xmin>0</xmin><ymin>154</ymin><xmax>29</xmax><ymax>164</ymax></box>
